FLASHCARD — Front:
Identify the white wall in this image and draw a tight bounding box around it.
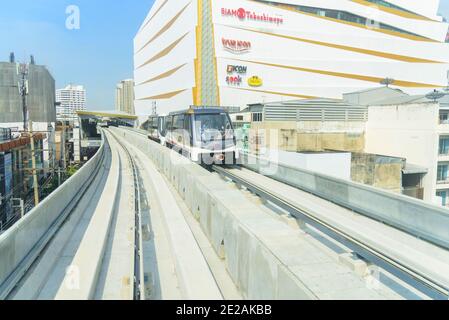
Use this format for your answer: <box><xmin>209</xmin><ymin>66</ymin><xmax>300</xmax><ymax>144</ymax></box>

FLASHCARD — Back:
<box><xmin>134</xmin><ymin>0</ymin><xmax>197</xmax><ymax>117</ymax></box>
<box><xmin>134</xmin><ymin>0</ymin><xmax>449</xmax><ymax>117</ymax></box>
<box><xmin>365</xmin><ymin>103</ymin><xmax>440</xmax><ymax>202</ymax></box>
<box><xmin>263</xmin><ymin>149</ymin><xmax>352</xmax><ymax>180</ymax></box>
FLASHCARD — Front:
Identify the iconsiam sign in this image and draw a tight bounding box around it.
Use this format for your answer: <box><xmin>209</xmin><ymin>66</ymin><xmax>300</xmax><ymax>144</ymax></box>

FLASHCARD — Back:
<box><xmin>221</xmin><ymin>7</ymin><xmax>284</xmax><ymax>25</ymax></box>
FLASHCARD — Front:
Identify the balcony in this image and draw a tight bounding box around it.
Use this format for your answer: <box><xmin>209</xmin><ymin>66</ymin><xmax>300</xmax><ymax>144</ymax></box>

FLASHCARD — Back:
<box><xmin>439</xmin><ymin>123</ymin><xmax>449</xmax><ymax>134</ymax></box>
<box><xmin>439</xmin><ymin>114</ymin><xmax>449</xmax><ymax>132</ymax></box>
<box><xmin>437</xmin><ymin>179</ymin><xmax>449</xmax><ymax>190</ymax></box>
<box><xmin>438</xmin><ymin>154</ymin><xmax>449</xmax><ymax>162</ymax></box>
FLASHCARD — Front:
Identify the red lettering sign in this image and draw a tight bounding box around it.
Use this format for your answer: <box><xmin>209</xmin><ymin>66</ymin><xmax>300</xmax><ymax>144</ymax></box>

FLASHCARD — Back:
<box><xmin>222</xmin><ymin>38</ymin><xmax>252</xmax><ymax>54</ymax></box>
<box><xmin>221</xmin><ymin>7</ymin><xmax>284</xmax><ymax>25</ymax></box>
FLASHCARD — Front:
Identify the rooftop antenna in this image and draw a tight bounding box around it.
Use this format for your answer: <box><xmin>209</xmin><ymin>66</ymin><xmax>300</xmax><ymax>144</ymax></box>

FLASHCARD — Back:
<box><xmin>425</xmin><ymin>89</ymin><xmax>445</xmax><ymax>102</ymax></box>
<box><xmin>380</xmin><ymin>78</ymin><xmax>395</xmax><ymax>87</ymax></box>
<box><xmin>9</xmin><ymin>52</ymin><xmax>15</xmax><ymax>63</ymax></box>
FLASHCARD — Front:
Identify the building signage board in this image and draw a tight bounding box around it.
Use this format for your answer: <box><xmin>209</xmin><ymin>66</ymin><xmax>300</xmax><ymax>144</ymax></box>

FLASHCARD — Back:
<box><xmin>227</xmin><ymin>65</ymin><xmax>247</xmax><ymax>74</ymax></box>
<box><xmin>226</xmin><ymin>75</ymin><xmax>243</xmax><ymax>86</ymax></box>
<box><xmin>222</xmin><ymin>38</ymin><xmax>252</xmax><ymax>54</ymax></box>
<box><xmin>221</xmin><ymin>7</ymin><xmax>284</xmax><ymax>25</ymax></box>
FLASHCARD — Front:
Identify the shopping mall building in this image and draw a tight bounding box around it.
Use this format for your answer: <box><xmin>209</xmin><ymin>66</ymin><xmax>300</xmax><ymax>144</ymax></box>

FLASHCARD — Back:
<box><xmin>134</xmin><ymin>0</ymin><xmax>449</xmax><ymax>115</ymax></box>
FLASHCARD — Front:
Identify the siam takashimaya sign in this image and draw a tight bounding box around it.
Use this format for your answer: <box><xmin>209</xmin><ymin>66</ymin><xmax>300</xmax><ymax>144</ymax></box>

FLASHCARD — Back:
<box><xmin>222</xmin><ymin>38</ymin><xmax>252</xmax><ymax>54</ymax></box>
<box><xmin>221</xmin><ymin>7</ymin><xmax>284</xmax><ymax>25</ymax></box>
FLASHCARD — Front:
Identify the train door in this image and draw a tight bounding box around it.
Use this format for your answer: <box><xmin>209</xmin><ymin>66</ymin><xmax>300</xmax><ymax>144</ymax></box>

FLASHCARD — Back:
<box><xmin>172</xmin><ymin>114</ymin><xmax>184</xmax><ymax>151</ymax></box>
<box><xmin>158</xmin><ymin>116</ymin><xmax>166</xmax><ymax>145</ymax></box>
<box><xmin>183</xmin><ymin>115</ymin><xmax>192</xmax><ymax>156</ymax></box>
<box><xmin>165</xmin><ymin>116</ymin><xmax>173</xmax><ymax>147</ymax></box>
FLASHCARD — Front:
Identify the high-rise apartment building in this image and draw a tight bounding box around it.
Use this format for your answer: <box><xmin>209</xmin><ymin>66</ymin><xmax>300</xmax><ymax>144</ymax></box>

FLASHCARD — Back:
<box><xmin>56</xmin><ymin>85</ymin><xmax>86</xmax><ymax>120</ymax></box>
<box><xmin>134</xmin><ymin>0</ymin><xmax>449</xmax><ymax>115</ymax></box>
<box><xmin>115</xmin><ymin>79</ymin><xmax>135</xmax><ymax>115</ymax></box>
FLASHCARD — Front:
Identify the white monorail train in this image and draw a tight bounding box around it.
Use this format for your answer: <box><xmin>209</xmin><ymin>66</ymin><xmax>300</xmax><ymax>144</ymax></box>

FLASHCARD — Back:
<box><xmin>142</xmin><ymin>107</ymin><xmax>239</xmax><ymax>165</ymax></box>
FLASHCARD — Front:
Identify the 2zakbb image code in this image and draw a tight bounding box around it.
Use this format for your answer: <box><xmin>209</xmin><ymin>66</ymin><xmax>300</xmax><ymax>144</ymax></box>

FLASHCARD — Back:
<box><xmin>176</xmin><ymin>304</ymin><xmax>273</xmax><ymax>317</ymax></box>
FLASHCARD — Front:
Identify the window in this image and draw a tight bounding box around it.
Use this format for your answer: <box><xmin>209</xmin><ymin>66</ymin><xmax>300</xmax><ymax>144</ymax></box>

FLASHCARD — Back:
<box><xmin>252</xmin><ymin>113</ymin><xmax>263</xmax><ymax>122</ymax></box>
<box><xmin>194</xmin><ymin>113</ymin><xmax>233</xmax><ymax>143</ymax></box>
<box><xmin>236</xmin><ymin>116</ymin><xmax>244</xmax><ymax>121</ymax></box>
<box><xmin>437</xmin><ymin>191</ymin><xmax>448</xmax><ymax>206</ymax></box>
<box><xmin>437</xmin><ymin>165</ymin><xmax>449</xmax><ymax>182</ymax></box>
<box><xmin>184</xmin><ymin>116</ymin><xmax>191</xmax><ymax>131</ymax></box>
<box><xmin>165</xmin><ymin>116</ymin><xmax>173</xmax><ymax>131</ymax></box>
<box><xmin>173</xmin><ymin>115</ymin><xmax>184</xmax><ymax>130</ymax></box>
<box><xmin>440</xmin><ymin>138</ymin><xmax>449</xmax><ymax>155</ymax></box>
<box><xmin>440</xmin><ymin>112</ymin><xmax>449</xmax><ymax>124</ymax></box>
<box><xmin>364</xmin><ymin>0</ymin><xmax>420</xmax><ymax>16</ymax></box>
<box><xmin>258</xmin><ymin>1</ymin><xmax>427</xmax><ymax>39</ymax></box>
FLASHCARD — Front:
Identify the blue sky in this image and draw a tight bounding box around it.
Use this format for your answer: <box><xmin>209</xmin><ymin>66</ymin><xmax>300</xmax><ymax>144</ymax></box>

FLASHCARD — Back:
<box><xmin>0</xmin><ymin>0</ymin><xmax>448</xmax><ymax>110</ymax></box>
<box><xmin>0</xmin><ymin>0</ymin><xmax>155</xmax><ymax>110</ymax></box>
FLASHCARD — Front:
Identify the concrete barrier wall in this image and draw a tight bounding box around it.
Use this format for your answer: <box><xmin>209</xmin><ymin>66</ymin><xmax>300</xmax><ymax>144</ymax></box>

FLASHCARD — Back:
<box><xmin>0</xmin><ymin>134</ymin><xmax>106</xmax><ymax>292</ymax></box>
<box><xmin>113</xmin><ymin>128</ymin><xmax>321</xmax><ymax>299</ymax></box>
<box><xmin>242</xmin><ymin>153</ymin><xmax>449</xmax><ymax>250</ymax></box>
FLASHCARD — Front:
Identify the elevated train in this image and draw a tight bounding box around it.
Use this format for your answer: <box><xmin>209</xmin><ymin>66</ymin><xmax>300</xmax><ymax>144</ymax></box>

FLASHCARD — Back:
<box><xmin>142</xmin><ymin>107</ymin><xmax>239</xmax><ymax>165</ymax></box>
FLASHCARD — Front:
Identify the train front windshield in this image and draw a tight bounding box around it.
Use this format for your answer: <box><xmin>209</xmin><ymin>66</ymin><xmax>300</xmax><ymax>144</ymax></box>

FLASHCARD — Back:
<box><xmin>194</xmin><ymin>113</ymin><xmax>235</xmax><ymax>146</ymax></box>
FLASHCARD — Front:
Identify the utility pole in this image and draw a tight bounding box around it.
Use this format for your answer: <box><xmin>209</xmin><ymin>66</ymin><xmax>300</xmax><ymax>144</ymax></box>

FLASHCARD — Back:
<box><xmin>62</xmin><ymin>121</ymin><xmax>67</xmax><ymax>170</ymax></box>
<box><xmin>29</xmin><ymin>120</ymin><xmax>39</xmax><ymax>206</ymax></box>
<box><xmin>17</xmin><ymin>63</ymin><xmax>29</xmax><ymax>132</ymax></box>
<box><xmin>18</xmin><ymin>62</ymin><xmax>39</xmax><ymax>206</ymax></box>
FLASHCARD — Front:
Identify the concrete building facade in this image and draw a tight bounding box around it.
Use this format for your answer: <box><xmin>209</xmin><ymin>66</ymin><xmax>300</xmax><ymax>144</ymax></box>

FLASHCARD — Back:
<box><xmin>134</xmin><ymin>0</ymin><xmax>449</xmax><ymax>117</ymax></box>
<box><xmin>56</xmin><ymin>85</ymin><xmax>86</xmax><ymax>120</ymax></box>
<box><xmin>0</xmin><ymin>62</ymin><xmax>56</xmax><ymax>124</ymax></box>
<box><xmin>246</xmin><ymin>98</ymin><xmax>368</xmax><ymax>153</ymax></box>
<box><xmin>115</xmin><ymin>79</ymin><xmax>135</xmax><ymax>115</ymax></box>
<box><xmin>365</xmin><ymin>99</ymin><xmax>449</xmax><ymax>206</ymax></box>
<box><xmin>0</xmin><ymin>60</ymin><xmax>57</xmax><ymax>172</ymax></box>
<box><xmin>237</xmin><ymin>88</ymin><xmax>432</xmax><ymax>201</ymax></box>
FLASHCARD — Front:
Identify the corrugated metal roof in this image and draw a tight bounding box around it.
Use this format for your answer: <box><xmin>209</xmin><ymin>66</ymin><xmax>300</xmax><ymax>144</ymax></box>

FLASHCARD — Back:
<box><xmin>403</xmin><ymin>163</ymin><xmax>428</xmax><ymax>175</ymax></box>
<box><xmin>259</xmin><ymin>99</ymin><xmax>368</xmax><ymax>122</ymax></box>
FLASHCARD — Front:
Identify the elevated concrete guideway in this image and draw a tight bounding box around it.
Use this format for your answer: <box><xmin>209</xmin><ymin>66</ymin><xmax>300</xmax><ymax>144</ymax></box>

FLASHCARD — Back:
<box><xmin>1</xmin><ymin>124</ymin><xmax>449</xmax><ymax>300</ymax></box>
<box><xmin>0</xmin><ymin>128</ymin><xmax>223</xmax><ymax>300</ymax></box>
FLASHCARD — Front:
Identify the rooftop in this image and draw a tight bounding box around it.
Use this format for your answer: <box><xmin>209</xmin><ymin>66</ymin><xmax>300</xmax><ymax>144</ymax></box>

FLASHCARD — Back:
<box><xmin>76</xmin><ymin>110</ymin><xmax>138</xmax><ymax>120</ymax></box>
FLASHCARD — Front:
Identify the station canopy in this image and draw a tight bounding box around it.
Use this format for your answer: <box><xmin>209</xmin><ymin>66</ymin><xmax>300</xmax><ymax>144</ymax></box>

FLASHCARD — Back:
<box><xmin>76</xmin><ymin>110</ymin><xmax>138</xmax><ymax>121</ymax></box>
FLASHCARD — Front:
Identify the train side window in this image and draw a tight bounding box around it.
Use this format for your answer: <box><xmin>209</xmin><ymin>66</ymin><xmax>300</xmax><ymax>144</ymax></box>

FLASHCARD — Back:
<box><xmin>184</xmin><ymin>115</ymin><xmax>191</xmax><ymax>131</ymax></box>
<box><xmin>174</xmin><ymin>115</ymin><xmax>184</xmax><ymax>130</ymax></box>
<box><xmin>166</xmin><ymin>117</ymin><xmax>173</xmax><ymax>131</ymax></box>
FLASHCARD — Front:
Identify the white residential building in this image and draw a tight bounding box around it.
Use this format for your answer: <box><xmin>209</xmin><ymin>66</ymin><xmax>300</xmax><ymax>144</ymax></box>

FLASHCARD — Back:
<box><xmin>115</xmin><ymin>79</ymin><xmax>135</xmax><ymax>115</ymax></box>
<box><xmin>56</xmin><ymin>85</ymin><xmax>86</xmax><ymax>120</ymax></box>
<box><xmin>365</xmin><ymin>94</ymin><xmax>449</xmax><ymax>206</ymax></box>
<box><xmin>134</xmin><ymin>0</ymin><xmax>449</xmax><ymax>116</ymax></box>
